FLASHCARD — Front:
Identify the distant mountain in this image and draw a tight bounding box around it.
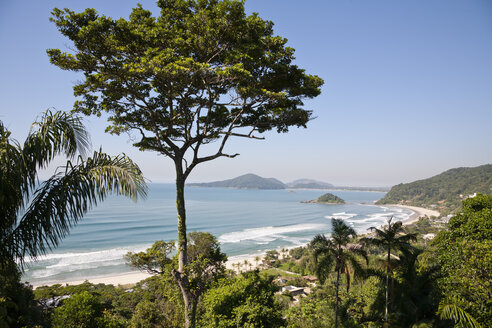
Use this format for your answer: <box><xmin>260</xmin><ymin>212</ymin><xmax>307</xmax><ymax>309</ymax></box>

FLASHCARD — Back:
<box><xmin>376</xmin><ymin>164</ymin><xmax>492</xmax><ymax>214</ymax></box>
<box><xmin>188</xmin><ymin>173</ymin><xmax>286</xmax><ymax>189</ymax></box>
<box><xmin>287</xmin><ymin>179</ymin><xmax>334</xmax><ymax>189</ymax></box>
<box><xmin>287</xmin><ymin>179</ymin><xmax>388</xmax><ymax>192</ymax></box>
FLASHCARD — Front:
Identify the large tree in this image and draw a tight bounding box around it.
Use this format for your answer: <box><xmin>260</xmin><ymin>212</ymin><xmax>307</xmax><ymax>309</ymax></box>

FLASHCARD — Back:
<box><xmin>48</xmin><ymin>1</ymin><xmax>323</xmax><ymax>326</ymax></box>
<box><xmin>309</xmin><ymin>219</ymin><xmax>368</xmax><ymax>328</ymax></box>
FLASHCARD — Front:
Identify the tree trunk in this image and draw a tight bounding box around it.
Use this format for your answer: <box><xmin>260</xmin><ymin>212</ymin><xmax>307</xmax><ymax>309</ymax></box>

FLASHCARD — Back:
<box><xmin>334</xmin><ymin>250</ymin><xmax>341</xmax><ymax>328</ymax></box>
<box><xmin>385</xmin><ymin>246</ymin><xmax>390</xmax><ymax>323</ymax></box>
<box><xmin>172</xmin><ymin>270</ymin><xmax>197</xmax><ymax>328</ymax></box>
<box><xmin>174</xmin><ymin>162</ymin><xmax>196</xmax><ymax>328</ymax></box>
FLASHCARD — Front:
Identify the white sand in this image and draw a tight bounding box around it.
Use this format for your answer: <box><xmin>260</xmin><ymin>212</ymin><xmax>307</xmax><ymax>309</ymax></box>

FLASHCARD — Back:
<box><xmin>387</xmin><ymin>204</ymin><xmax>440</xmax><ymax>225</ymax></box>
<box><xmin>32</xmin><ymin>272</ymin><xmax>153</xmax><ymax>289</ymax></box>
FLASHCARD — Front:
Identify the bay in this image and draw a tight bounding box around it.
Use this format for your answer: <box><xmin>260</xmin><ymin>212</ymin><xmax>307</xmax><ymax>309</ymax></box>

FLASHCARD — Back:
<box><xmin>22</xmin><ymin>184</ymin><xmax>412</xmax><ymax>285</ymax></box>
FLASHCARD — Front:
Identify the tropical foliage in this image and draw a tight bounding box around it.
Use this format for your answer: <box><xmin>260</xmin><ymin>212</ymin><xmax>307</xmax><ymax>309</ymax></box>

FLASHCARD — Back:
<box><xmin>0</xmin><ymin>110</ymin><xmax>146</xmax><ymax>327</ymax></box>
<box><xmin>361</xmin><ymin>217</ymin><xmax>417</xmax><ymax>323</ymax></box>
<box><xmin>0</xmin><ymin>110</ymin><xmax>147</xmax><ymax>265</ymax></box>
<box><xmin>309</xmin><ymin>219</ymin><xmax>367</xmax><ymax>328</ymax></box>
<box><xmin>200</xmin><ymin>271</ymin><xmax>284</xmax><ymax>328</ymax></box>
<box><xmin>433</xmin><ymin>193</ymin><xmax>492</xmax><ymax>327</ymax></box>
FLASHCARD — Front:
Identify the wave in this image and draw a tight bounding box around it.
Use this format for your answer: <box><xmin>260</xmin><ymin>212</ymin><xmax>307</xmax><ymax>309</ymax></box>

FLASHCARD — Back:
<box><xmin>24</xmin><ymin>244</ymin><xmax>152</xmax><ymax>279</ymax></box>
<box><xmin>326</xmin><ymin>212</ymin><xmax>357</xmax><ymax>220</ymax></box>
<box><xmin>218</xmin><ymin>223</ymin><xmax>327</xmax><ymax>244</ymax></box>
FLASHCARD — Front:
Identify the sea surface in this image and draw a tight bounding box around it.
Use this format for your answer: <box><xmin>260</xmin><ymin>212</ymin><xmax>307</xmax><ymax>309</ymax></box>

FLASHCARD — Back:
<box><xmin>22</xmin><ymin>184</ymin><xmax>413</xmax><ymax>285</ymax></box>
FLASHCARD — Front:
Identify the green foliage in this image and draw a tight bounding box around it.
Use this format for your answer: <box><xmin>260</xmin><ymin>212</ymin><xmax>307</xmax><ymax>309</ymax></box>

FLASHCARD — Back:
<box><xmin>437</xmin><ymin>302</ymin><xmax>482</xmax><ymax>328</ymax></box>
<box><xmin>125</xmin><ymin>240</ymin><xmax>175</xmax><ymax>275</ymax></box>
<box><xmin>433</xmin><ymin>194</ymin><xmax>492</xmax><ymax>326</ymax></box>
<box><xmin>0</xmin><ymin>260</ymin><xmax>46</xmax><ymax>328</ymax></box>
<box><xmin>130</xmin><ymin>300</ymin><xmax>166</xmax><ymax>328</ymax></box>
<box><xmin>317</xmin><ymin>193</ymin><xmax>345</xmax><ymax>204</ymax></box>
<box><xmin>48</xmin><ymin>0</ymin><xmax>323</xmax><ymax>167</ymax></box>
<box><xmin>309</xmin><ymin>219</ymin><xmax>368</xmax><ymax>328</ymax></box>
<box><xmin>123</xmin><ymin>233</ymin><xmax>227</xmax><ymax>326</ymax></box>
<box><xmin>264</xmin><ymin>249</ymin><xmax>279</xmax><ymax>261</ymax></box>
<box><xmin>52</xmin><ymin>291</ymin><xmax>105</xmax><ymax>328</ymax></box>
<box><xmin>35</xmin><ymin>275</ymin><xmax>186</xmax><ymax>327</ymax></box>
<box><xmin>309</xmin><ymin>219</ymin><xmax>367</xmax><ymax>286</ymax></box>
<box><xmin>185</xmin><ymin>231</ymin><xmax>228</xmax><ymax>292</ymax></box>
<box><xmin>285</xmin><ymin>297</ymin><xmax>335</xmax><ymax>328</ymax></box>
<box><xmin>360</xmin><ymin>218</ymin><xmax>417</xmax><ymax>323</ymax></box>
<box><xmin>376</xmin><ymin>164</ymin><xmax>492</xmax><ymax>214</ymax></box>
<box><xmin>200</xmin><ymin>271</ymin><xmax>285</xmax><ymax>328</ymax></box>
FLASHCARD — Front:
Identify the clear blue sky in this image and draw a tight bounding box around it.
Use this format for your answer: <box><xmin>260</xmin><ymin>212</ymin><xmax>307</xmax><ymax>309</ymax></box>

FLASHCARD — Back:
<box><xmin>1</xmin><ymin>0</ymin><xmax>491</xmax><ymax>186</ymax></box>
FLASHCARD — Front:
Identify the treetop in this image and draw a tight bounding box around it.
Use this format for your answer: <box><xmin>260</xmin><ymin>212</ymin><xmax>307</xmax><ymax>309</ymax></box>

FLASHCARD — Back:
<box><xmin>48</xmin><ymin>0</ymin><xmax>323</xmax><ymax>176</ymax></box>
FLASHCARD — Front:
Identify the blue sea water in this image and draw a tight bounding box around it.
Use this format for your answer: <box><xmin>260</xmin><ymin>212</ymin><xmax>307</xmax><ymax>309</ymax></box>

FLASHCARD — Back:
<box><xmin>22</xmin><ymin>184</ymin><xmax>412</xmax><ymax>285</ymax></box>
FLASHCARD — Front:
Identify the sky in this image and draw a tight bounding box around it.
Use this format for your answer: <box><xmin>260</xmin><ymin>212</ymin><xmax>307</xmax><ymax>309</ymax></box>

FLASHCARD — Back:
<box><xmin>1</xmin><ymin>0</ymin><xmax>491</xmax><ymax>187</ymax></box>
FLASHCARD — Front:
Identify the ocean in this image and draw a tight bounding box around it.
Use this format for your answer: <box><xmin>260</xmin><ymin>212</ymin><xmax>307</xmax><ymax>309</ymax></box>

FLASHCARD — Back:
<box><xmin>22</xmin><ymin>184</ymin><xmax>412</xmax><ymax>286</ymax></box>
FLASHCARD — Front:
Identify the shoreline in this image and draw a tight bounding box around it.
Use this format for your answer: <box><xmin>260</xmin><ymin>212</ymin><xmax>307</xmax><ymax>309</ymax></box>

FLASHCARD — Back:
<box><xmin>31</xmin><ymin>204</ymin><xmax>438</xmax><ymax>289</ymax></box>
<box><xmin>385</xmin><ymin>204</ymin><xmax>440</xmax><ymax>225</ymax></box>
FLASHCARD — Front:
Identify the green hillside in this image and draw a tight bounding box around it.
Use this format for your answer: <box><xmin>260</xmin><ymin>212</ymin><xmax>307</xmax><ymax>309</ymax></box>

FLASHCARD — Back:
<box><xmin>317</xmin><ymin>193</ymin><xmax>345</xmax><ymax>204</ymax></box>
<box><xmin>188</xmin><ymin>173</ymin><xmax>286</xmax><ymax>189</ymax></box>
<box><xmin>376</xmin><ymin>164</ymin><xmax>492</xmax><ymax>214</ymax></box>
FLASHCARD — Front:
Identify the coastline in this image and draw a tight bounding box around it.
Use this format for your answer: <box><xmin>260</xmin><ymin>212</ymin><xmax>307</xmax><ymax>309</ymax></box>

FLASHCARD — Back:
<box><xmin>31</xmin><ymin>204</ymin><xmax>438</xmax><ymax>289</ymax></box>
<box><xmin>385</xmin><ymin>204</ymin><xmax>440</xmax><ymax>225</ymax></box>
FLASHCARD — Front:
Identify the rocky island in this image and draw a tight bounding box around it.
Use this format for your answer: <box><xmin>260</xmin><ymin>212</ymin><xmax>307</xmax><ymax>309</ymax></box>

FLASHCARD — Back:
<box><xmin>302</xmin><ymin>193</ymin><xmax>345</xmax><ymax>204</ymax></box>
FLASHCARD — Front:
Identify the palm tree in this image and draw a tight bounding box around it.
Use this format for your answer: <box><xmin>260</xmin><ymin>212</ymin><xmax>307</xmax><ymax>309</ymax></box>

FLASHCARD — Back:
<box><xmin>254</xmin><ymin>256</ymin><xmax>261</xmax><ymax>268</ymax></box>
<box><xmin>243</xmin><ymin>260</ymin><xmax>250</xmax><ymax>272</ymax></box>
<box><xmin>1</xmin><ymin>110</ymin><xmax>147</xmax><ymax>266</ymax></box>
<box><xmin>361</xmin><ymin>216</ymin><xmax>417</xmax><ymax>324</ymax></box>
<box><xmin>309</xmin><ymin>219</ymin><xmax>368</xmax><ymax>328</ymax></box>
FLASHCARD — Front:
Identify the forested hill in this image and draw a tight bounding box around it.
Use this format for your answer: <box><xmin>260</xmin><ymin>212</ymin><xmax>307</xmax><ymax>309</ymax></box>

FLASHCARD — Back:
<box><xmin>188</xmin><ymin>173</ymin><xmax>286</xmax><ymax>189</ymax></box>
<box><xmin>376</xmin><ymin>164</ymin><xmax>492</xmax><ymax>214</ymax></box>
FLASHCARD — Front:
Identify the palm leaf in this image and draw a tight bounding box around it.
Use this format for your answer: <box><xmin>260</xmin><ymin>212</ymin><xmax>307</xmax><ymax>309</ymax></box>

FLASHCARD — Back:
<box><xmin>438</xmin><ymin>303</ymin><xmax>481</xmax><ymax>328</ymax></box>
<box><xmin>8</xmin><ymin>150</ymin><xmax>147</xmax><ymax>264</ymax></box>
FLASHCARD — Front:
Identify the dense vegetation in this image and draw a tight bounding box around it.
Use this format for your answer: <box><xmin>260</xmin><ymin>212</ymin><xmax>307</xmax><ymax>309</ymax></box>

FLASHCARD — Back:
<box><xmin>2</xmin><ymin>195</ymin><xmax>491</xmax><ymax>327</ymax></box>
<box><xmin>188</xmin><ymin>173</ymin><xmax>286</xmax><ymax>190</ymax></box>
<box><xmin>377</xmin><ymin>164</ymin><xmax>492</xmax><ymax>214</ymax></box>
<box><xmin>317</xmin><ymin>193</ymin><xmax>346</xmax><ymax>204</ymax></box>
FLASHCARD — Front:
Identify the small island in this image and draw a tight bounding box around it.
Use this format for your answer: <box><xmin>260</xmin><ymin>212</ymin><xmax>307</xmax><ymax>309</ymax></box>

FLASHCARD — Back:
<box><xmin>302</xmin><ymin>193</ymin><xmax>345</xmax><ymax>204</ymax></box>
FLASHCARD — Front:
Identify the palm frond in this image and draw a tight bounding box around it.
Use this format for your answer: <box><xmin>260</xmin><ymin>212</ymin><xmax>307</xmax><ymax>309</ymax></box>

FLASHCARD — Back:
<box><xmin>21</xmin><ymin>110</ymin><xmax>90</xmax><ymax>189</ymax></box>
<box><xmin>27</xmin><ymin>109</ymin><xmax>90</xmax><ymax>159</ymax></box>
<box><xmin>344</xmin><ymin>252</ymin><xmax>367</xmax><ymax>281</ymax></box>
<box><xmin>438</xmin><ymin>303</ymin><xmax>481</xmax><ymax>328</ymax></box>
<box><xmin>8</xmin><ymin>150</ymin><xmax>147</xmax><ymax>264</ymax></box>
<box><xmin>0</xmin><ymin>123</ymin><xmax>26</xmax><ymax>227</ymax></box>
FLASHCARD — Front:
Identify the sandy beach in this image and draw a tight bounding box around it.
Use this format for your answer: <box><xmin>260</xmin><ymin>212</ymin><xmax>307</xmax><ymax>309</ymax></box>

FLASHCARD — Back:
<box><xmin>32</xmin><ymin>205</ymin><xmax>439</xmax><ymax>289</ymax></box>
<box><xmin>386</xmin><ymin>204</ymin><xmax>440</xmax><ymax>225</ymax></box>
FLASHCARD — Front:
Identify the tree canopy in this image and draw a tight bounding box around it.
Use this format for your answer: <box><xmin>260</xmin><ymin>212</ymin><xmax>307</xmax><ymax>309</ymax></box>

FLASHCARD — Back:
<box><xmin>47</xmin><ymin>0</ymin><xmax>323</xmax><ymax>174</ymax></box>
